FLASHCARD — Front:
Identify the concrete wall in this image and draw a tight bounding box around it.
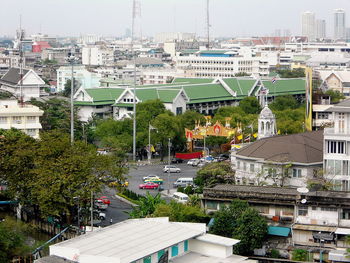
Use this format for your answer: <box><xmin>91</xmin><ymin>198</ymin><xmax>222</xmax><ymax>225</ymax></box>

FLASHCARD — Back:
<box><xmin>189</xmin><ymin>239</ymin><xmax>231</xmax><ymax>258</ymax></box>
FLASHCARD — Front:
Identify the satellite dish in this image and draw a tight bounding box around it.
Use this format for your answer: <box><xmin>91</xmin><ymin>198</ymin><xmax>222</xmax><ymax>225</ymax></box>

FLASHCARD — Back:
<box><xmin>301</xmin><ymin>199</ymin><xmax>307</xmax><ymax>204</ymax></box>
<box><xmin>297</xmin><ymin>187</ymin><xmax>309</xmax><ymax>194</ymax></box>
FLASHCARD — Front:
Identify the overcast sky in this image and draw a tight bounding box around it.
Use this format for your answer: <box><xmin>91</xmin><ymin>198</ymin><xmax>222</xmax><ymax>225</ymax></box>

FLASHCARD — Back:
<box><xmin>0</xmin><ymin>0</ymin><xmax>349</xmax><ymax>38</ymax></box>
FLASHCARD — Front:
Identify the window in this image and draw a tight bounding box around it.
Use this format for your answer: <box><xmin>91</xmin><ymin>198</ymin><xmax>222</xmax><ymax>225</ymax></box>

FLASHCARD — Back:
<box><xmin>176</xmin><ymin>107</ymin><xmax>183</xmax><ymax>115</ymax></box>
<box><xmin>298</xmin><ymin>206</ymin><xmax>308</xmax><ymax>216</ymax></box>
<box><xmin>26</xmin><ymin>129</ymin><xmax>36</xmax><ymax>136</ymax></box>
<box><xmin>293</xmin><ymin>168</ymin><xmax>302</xmax><ymax>178</ymax></box>
<box><xmin>327</xmin><ymin>141</ymin><xmax>346</xmax><ymax>154</ymax></box>
<box><xmin>12</xmin><ymin>116</ymin><xmax>22</xmax><ymax>124</ymax></box>
<box><xmin>237</xmin><ymin>161</ymin><xmax>241</xmax><ymax>169</ymax></box>
<box><xmin>0</xmin><ymin>117</ymin><xmax>7</xmax><ymax>124</ymax></box>
<box><xmin>342</xmin><ymin>209</ymin><xmax>350</xmax><ymax>220</ymax></box>
<box><xmin>243</xmin><ymin>162</ymin><xmax>246</xmax><ymax>171</ymax></box>
<box><xmin>206</xmin><ymin>201</ymin><xmax>217</xmax><ymax>210</ymax></box>
<box><xmin>250</xmin><ymin>164</ymin><xmax>255</xmax><ymax>173</ymax></box>
<box><xmin>184</xmin><ymin>240</ymin><xmax>188</xmax><ymax>252</ymax></box>
<box><xmin>338</xmin><ymin>113</ymin><xmax>345</xmax><ymax>133</ymax></box>
<box><xmin>158</xmin><ymin>250</ymin><xmax>165</xmax><ymax>260</ymax></box>
<box><xmin>321</xmin><ymin>207</ymin><xmax>337</xmax><ymax>212</ymax></box>
<box><xmin>171</xmin><ymin>244</ymin><xmax>179</xmax><ymax>257</ymax></box>
<box><xmin>143</xmin><ymin>256</ymin><xmax>151</xmax><ymax>263</ymax></box>
<box><xmin>27</xmin><ymin>116</ymin><xmax>36</xmax><ymax>123</ymax></box>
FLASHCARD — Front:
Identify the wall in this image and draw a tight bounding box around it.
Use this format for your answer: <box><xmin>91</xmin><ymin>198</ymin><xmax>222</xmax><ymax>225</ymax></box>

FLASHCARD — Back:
<box><xmin>189</xmin><ymin>239</ymin><xmax>231</xmax><ymax>258</ymax></box>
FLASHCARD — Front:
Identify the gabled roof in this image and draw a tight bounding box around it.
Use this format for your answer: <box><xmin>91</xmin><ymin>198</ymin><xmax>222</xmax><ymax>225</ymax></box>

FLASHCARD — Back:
<box><xmin>222</xmin><ymin>78</ymin><xmax>257</xmax><ymax>97</ymax></box>
<box><xmin>182</xmin><ymin>84</ymin><xmax>232</xmax><ymax>103</ymax></box>
<box><xmin>1</xmin><ymin>68</ymin><xmax>29</xmax><ymax>85</ymax></box>
<box><xmin>157</xmin><ymin>89</ymin><xmax>182</xmax><ymax>103</ymax></box>
<box><xmin>236</xmin><ymin>130</ymin><xmax>323</xmax><ymax>164</ymax></box>
<box><xmin>85</xmin><ymin>88</ymin><xmax>124</xmax><ymax>102</ymax></box>
<box><xmin>172</xmin><ymin>78</ymin><xmax>214</xmax><ymax>84</ymax></box>
<box><xmin>262</xmin><ymin>79</ymin><xmax>306</xmax><ymax>96</ymax></box>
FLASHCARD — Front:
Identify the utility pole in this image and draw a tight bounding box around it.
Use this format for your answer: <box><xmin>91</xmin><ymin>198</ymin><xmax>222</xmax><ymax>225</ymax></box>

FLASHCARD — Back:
<box><xmin>148</xmin><ymin>123</ymin><xmax>151</xmax><ymax>164</ymax></box>
<box><xmin>91</xmin><ymin>190</ymin><xmax>93</xmax><ymax>231</ymax></box>
<box><xmin>167</xmin><ymin>138</ymin><xmax>171</xmax><ymax>194</ymax></box>
<box><xmin>70</xmin><ymin>58</ymin><xmax>74</xmax><ymax>144</ymax></box>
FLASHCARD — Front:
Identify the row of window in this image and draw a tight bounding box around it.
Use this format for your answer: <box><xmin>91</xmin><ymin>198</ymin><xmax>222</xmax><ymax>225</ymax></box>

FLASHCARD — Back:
<box><xmin>123</xmin><ymin>98</ymin><xmax>134</xmax><ymax>103</ymax></box>
<box><xmin>0</xmin><ymin>116</ymin><xmax>37</xmax><ymax>124</ymax></box>
<box><xmin>325</xmin><ymin>159</ymin><xmax>349</xmax><ymax>176</ymax></box>
<box><xmin>326</xmin><ymin>140</ymin><xmax>346</xmax><ymax>154</ymax></box>
<box><xmin>140</xmin><ymin>241</ymin><xmax>188</xmax><ymax>263</ymax></box>
<box><xmin>299</xmin><ymin>206</ymin><xmax>350</xmax><ymax>219</ymax></box>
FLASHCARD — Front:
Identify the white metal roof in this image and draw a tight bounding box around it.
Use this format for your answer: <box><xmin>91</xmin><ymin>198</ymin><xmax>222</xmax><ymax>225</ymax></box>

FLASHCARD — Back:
<box><xmin>195</xmin><ymin>234</ymin><xmax>240</xmax><ymax>246</ymax></box>
<box><xmin>50</xmin><ymin>218</ymin><xmax>206</xmax><ymax>263</ymax></box>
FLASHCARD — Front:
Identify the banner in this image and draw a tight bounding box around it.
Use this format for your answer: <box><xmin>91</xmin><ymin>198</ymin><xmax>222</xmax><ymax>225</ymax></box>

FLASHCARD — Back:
<box><xmin>305</xmin><ymin>67</ymin><xmax>313</xmax><ymax>131</ymax></box>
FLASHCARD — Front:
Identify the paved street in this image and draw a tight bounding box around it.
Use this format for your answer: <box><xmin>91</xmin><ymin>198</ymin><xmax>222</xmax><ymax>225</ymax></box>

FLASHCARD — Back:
<box><xmin>126</xmin><ymin>162</ymin><xmax>198</xmax><ymax>196</ymax></box>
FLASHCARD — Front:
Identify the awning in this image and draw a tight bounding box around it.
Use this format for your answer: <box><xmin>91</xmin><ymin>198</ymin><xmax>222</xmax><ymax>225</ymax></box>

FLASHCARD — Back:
<box><xmin>328</xmin><ymin>250</ymin><xmax>350</xmax><ymax>262</ymax></box>
<box><xmin>335</xmin><ymin>228</ymin><xmax>350</xmax><ymax>235</ymax></box>
<box><xmin>268</xmin><ymin>226</ymin><xmax>291</xmax><ymax>237</ymax></box>
<box><xmin>293</xmin><ymin>224</ymin><xmax>336</xmax><ymax>232</ymax></box>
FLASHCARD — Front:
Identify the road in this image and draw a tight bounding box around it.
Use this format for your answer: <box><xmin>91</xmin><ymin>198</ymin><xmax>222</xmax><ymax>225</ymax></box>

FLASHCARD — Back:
<box><xmin>126</xmin><ymin>162</ymin><xmax>198</xmax><ymax>196</ymax></box>
<box><xmin>97</xmin><ymin>163</ymin><xmax>198</xmax><ymax>226</ymax></box>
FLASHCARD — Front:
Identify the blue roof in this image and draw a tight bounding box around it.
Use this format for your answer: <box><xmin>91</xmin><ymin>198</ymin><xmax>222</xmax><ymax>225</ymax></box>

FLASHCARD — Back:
<box><xmin>268</xmin><ymin>226</ymin><xmax>291</xmax><ymax>237</ymax></box>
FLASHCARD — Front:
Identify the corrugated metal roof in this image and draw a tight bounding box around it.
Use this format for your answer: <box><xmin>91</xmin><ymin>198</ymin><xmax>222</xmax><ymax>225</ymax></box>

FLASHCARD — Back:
<box><xmin>293</xmin><ymin>224</ymin><xmax>336</xmax><ymax>232</ymax></box>
<box><xmin>1</xmin><ymin>68</ymin><xmax>29</xmax><ymax>85</ymax></box>
<box><xmin>195</xmin><ymin>234</ymin><xmax>240</xmax><ymax>246</ymax></box>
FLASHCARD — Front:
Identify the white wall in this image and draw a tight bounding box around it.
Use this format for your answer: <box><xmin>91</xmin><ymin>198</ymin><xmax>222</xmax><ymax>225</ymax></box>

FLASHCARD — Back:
<box><xmin>189</xmin><ymin>239</ymin><xmax>231</xmax><ymax>258</ymax></box>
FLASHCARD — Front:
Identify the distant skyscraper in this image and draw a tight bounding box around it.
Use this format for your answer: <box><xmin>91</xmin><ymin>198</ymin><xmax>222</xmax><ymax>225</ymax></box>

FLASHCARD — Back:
<box><xmin>347</xmin><ymin>28</ymin><xmax>350</xmax><ymax>41</ymax></box>
<box><xmin>334</xmin><ymin>9</ymin><xmax>346</xmax><ymax>40</ymax></box>
<box><xmin>302</xmin><ymin>11</ymin><xmax>315</xmax><ymax>41</ymax></box>
<box><xmin>316</xmin><ymin>19</ymin><xmax>326</xmax><ymax>39</ymax></box>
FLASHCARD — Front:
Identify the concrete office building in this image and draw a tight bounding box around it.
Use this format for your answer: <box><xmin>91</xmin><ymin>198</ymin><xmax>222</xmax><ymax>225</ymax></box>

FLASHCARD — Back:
<box><xmin>334</xmin><ymin>9</ymin><xmax>346</xmax><ymax>40</ymax></box>
<box><xmin>301</xmin><ymin>11</ymin><xmax>315</xmax><ymax>41</ymax></box>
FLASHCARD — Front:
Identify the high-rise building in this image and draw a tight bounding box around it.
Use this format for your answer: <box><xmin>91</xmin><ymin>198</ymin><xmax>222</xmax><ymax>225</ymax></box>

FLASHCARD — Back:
<box><xmin>301</xmin><ymin>11</ymin><xmax>315</xmax><ymax>41</ymax></box>
<box><xmin>316</xmin><ymin>19</ymin><xmax>326</xmax><ymax>39</ymax></box>
<box><xmin>334</xmin><ymin>9</ymin><xmax>346</xmax><ymax>40</ymax></box>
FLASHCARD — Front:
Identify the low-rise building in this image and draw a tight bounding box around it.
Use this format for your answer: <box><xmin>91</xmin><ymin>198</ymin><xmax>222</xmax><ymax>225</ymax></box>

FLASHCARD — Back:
<box><xmin>202</xmin><ymin>184</ymin><xmax>350</xmax><ymax>261</ymax></box>
<box><xmin>49</xmin><ymin>217</ymin><xmax>248</xmax><ymax>263</ymax></box>
<box><xmin>0</xmin><ymin>67</ymin><xmax>47</xmax><ymax>101</ymax></box>
<box><xmin>0</xmin><ymin>99</ymin><xmax>43</xmax><ymax>138</ymax></box>
<box><xmin>318</xmin><ymin>70</ymin><xmax>350</xmax><ymax>96</ymax></box>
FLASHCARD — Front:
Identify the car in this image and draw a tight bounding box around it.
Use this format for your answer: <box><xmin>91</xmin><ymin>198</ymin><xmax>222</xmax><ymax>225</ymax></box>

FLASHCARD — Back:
<box><xmin>109</xmin><ymin>180</ymin><xmax>129</xmax><ymax>188</ymax></box>
<box><xmin>94</xmin><ymin>200</ymin><xmax>108</xmax><ymax>210</ymax></box>
<box><xmin>192</xmin><ymin>159</ymin><xmax>201</xmax><ymax>166</ymax></box>
<box><xmin>99</xmin><ymin>196</ymin><xmax>111</xmax><ymax>205</ymax></box>
<box><xmin>173</xmin><ymin>178</ymin><xmax>194</xmax><ymax>188</ymax></box>
<box><xmin>163</xmin><ymin>165</ymin><xmax>181</xmax><ymax>173</ymax></box>
<box><xmin>142</xmin><ymin>174</ymin><xmax>159</xmax><ymax>181</ymax></box>
<box><xmin>172</xmin><ymin>192</ymin><xmax>189</xmax><ymax>204</ymax></box>
<box><xmin>139</xmin><ymin>182</ymin><xmax>160</xmax><ymax>189</ymax></box>
<box><xmin>144</xmin><ymin>177</ymin><xmax>164</xmax><ymax>185</ymax></box>
<box><xmin>198</xmin><ymin>162</ymin><xmax>206</xmax><ymax>168</ymax></box>
<box><xmin>187</xmin><ymin>159</ymin><xmax>198</xmax><ymax>165</ymax></box>
<box><xmin>171</xmin><ymin>157</ymin><xmax>183</xmax><ymax>164</ymax></box>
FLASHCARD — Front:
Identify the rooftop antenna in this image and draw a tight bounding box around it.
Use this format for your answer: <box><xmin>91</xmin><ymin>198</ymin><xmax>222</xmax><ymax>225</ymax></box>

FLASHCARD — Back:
<box><xmin>206</xmin><ymin>0</ymin><xmax>210</xmax><ymax>50</ymax></box>
<box><xmin>18</xmin><ymin>15</ymin><xmax>24</xmax><ymax>106</ymax></box>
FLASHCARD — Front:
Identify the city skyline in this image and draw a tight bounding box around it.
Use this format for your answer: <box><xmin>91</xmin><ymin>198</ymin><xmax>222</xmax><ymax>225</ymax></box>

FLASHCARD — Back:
<box><xmin>0</xmin><ymin>0</ymin><xmax>349</xmax><ymax>38</ymax></box>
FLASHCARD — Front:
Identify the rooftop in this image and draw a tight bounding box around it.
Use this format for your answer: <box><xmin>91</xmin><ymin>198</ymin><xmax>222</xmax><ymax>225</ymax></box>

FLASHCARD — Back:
<box><xmin>0</xmin><ymin>67</ymin><xmax>29</xmax><ymax>85</ymax></box>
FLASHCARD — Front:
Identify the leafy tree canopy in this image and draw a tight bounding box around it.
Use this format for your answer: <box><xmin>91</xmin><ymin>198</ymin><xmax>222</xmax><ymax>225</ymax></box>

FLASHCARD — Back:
<box><xmin>239</xmin><ymin>97</ymin><xmax>261</xmax><ymax>115</ymax></box>
<box><xmin>325</xmin><ymin>89</ymin><xmax>345</xmax><ymax>104</ymax></box>
<box><xmin>276</xmin><ymin>68</ymin><xmax>305</xmax><ymax>78</ymax></box>
<box><xmin>269</xmin><ymin>95</ymin><xmax>300</xmax><ymax>111</ymax></box>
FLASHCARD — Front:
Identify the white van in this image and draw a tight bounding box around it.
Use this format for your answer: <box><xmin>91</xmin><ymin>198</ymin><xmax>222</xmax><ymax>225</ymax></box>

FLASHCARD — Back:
<box><xmin>173</xmin><ymin>178</ymin><xmax>194</xmax><ymax>188</ymax></box>
<box><xmin>172</xmin><ymin>192</ymin><xmax>189</xmax><ymax>204</ymax></box>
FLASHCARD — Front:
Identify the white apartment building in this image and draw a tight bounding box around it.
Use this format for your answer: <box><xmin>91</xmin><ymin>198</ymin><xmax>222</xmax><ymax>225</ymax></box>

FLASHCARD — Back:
<box><xmin>324</xmin><ymin>99</ymin><xmax>350</xmax><ymax>191</ymax></box>
<box><xmin>284</xmin><ymin>42</ymin><xmax>350</xmax><ymax>53</ymax></box>
<box><xmin>301</xmin><ymin>11</ymin><xmax>315</xmax><ymax>41</ymax></box>
<box><xmin>56</xmin><ymin>65</ymin><xmax>102</xmax><ymax>92</ymax></box>
<box><xmin>334</xmin><ymin>9</ymin><xmax>346</xmax><ymax>40</ymax></box>
<box><xmin>141</xmin><ymin>69</ymin><xmax>177</xmax><ymax>85</ymax></box>
<box><xmin>0</xmin><ymin>100</ymin><xmax>43</xmax><ymax>139</ymax></box>
<box><xmin>176</xmin><ymin>50</ymin><xmax>271</xmax><ymax>78</ymax></box>
<box><xmin>82</xmin><ymin>46</ymin><xmax>114</xmax><ymax>66</ymax></box>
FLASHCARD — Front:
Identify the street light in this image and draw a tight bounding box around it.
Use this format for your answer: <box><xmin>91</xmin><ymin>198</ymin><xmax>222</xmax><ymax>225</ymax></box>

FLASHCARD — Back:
<box><xmin>66</xmin><ymin>52</ymin><xmax>78</xmax><ymax>144</ymax></box>
<box><xmin>167</xmin><ymin>138</ymin><xmax>171</xmax><ymax>195</ymax></box>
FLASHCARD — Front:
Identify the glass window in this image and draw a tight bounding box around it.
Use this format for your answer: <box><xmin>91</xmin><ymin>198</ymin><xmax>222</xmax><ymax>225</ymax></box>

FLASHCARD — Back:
<box><xmin>27</xmin><ymin>116</ymin><xmax>36</xmax><ymax>123</ymax></box>
<box><xmin>206</xmin><ymin>201</ymin><xmax>217</xmax><ymax>210</ymax></box>
<box><xmin>143</xmin><ymin>256</ymin><xmax>151</xmax><ymax>263</ymax></box>
<box><xmin>12</xmin><ymin>116</ymin><xmax>22</xmax><ymax>123</ymax></box>
<box><xmin>321</xmin><ymin>207</ymin><xmax>337</xmax><ymax>212</ymax></box>
<box><xmin>298</xmin><ymin>206</ymin><xmax>308</xmax><ymax>216</ymax></box>
<box><xmin>158</xmin><ymin>250</ymin><xmax>165</xmax><ymax>260</ymax></box>
<box><xmin>341</xmin><ymin>209</ymin><xmax>350</xmax><ymax>220</ymax></box>
<box><xmin>243</xmin><ymin>162</ymin><xmax>246</xmax><ymax>171</ymax></box>
<box><xmin>0</xmin><ymin>117</ymin><xmax>7</xmax><ymax>124</ymax></box>
<box><xmin>250</xmin><ymin>164</ymin><xmax>255</xmax><ymax>172</ymax></box>
<box><xmin>293</xmin><ymin>168</ymin><xmax>302</xmax><ymax>178</ymax></box>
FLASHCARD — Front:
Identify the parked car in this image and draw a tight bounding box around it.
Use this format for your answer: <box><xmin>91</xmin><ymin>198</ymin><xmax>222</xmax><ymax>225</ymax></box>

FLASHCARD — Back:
<box><xmin>94</xmin><ymin>199</ymin><xmax>108</xmax><ymax>210</ymax></box>
<box><xmin>187</xmin><ymin>159</ymin><xmax>198</xmax><ymax>165</ymax></box>
<box><xmin>144</xmin><ymin>177</ymin><xmax>164</xmax><ymax>184</ymax></box>
<box><xmin>109</xmin><ymin>180</ymin><xmax>129</xmax><ymax>188</ymax></box>
<box><xmin>143</xmin><ymin>174</ymin><xmax>159</xmax><ymax>181</ymax></box>
<box><xmin>99</xmin><ymin>196</ymin><xmax>111</xmax><ymax>205</ymax></box>
<box><xmin>192</xmin><ymin>159</ymin><xmax>201</xmax><ymax>166</ymax></box>
<box><xmin>172</xmin><ymin>192</ymin><xmax>189</xmax><ymax>204</ymax></box>
<box><xmin>171</xmin><ymin>158</ymin><xmax>183</xmax><ymax>164</ymax></box>
<box><xmin>139</xmin><ymin>182</ymin><xmax>160</xmax><ymax>189</ymax></box>
<box><xmin>93</xmin><ymin>209</ymin><xmax>106</xmax><ymax>220</ymax></box>
<box><xmin>216</xmin><ymin>154</ymin><xmax>230</xmax><ymax>162</ymax></box>
<box><xmin>197</xmin><ymin>162</ymin><xmax>206</xmax><ymax>168</ymax></box>
<box><xmin>173</xmin><ymin>178</ymin><xmax>194</xmax><ymax>188</ymax></box>
<box><xmin>163</xmin><ymin>165</ymin><xmax>181</xmax><ymax>173</ymax></box>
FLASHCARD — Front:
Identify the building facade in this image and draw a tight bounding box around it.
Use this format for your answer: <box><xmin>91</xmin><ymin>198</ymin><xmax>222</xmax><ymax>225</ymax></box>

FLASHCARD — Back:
<box><xmin>334</xmin><ymin>9</ymin><xmax>346</xmax><ymax>40</ymax></box>
<box><xmin>301</xmin><ymin>11</ymin><xmax>315</xmax><ymax>41</ymax></box>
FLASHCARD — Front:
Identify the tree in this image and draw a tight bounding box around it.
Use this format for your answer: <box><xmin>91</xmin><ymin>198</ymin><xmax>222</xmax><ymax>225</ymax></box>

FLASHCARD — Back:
<box><xmin>325</xmin><ymin>89</ymin><xmax>345</xmax><ymax>104</ymax></box>
<box><xmin>0</xmin><ymin>217</ymin><xmax>34</xmax><ymax>262</ymax></box>
<box><xmin>211</xmin><ymin>200</ymin><xmax>267</xmax><ymax>255</ymax></box>
<box><xmin>129</xmin><ymin>192</ymin><xmax>165</xmax><ymax>218</ymax></box>
<box><xmin>153</xmin><ymin>201</ymin><xmax>209</xmax><ymax>223</ymax></box>
<box><xmin>276</xmin><ymin>68</ymin><xmax>305</xmax><ymax>78</ymax></box>
<box><xmin>291</xmin><ymin>249</ymin><xmax>308</xmax><ymax>261</ymax></box>
<box><xmin>269</xmin><ymin>95</ymin><xmax>299</xmax><ymax>111</ymax></box>
<box><xmin>62</xmin><ymin>79</ymin><xmax>80</xmax><ymax>98</ymax></box>
<box><xmin>239</xmin><ymin>97</ymin><xmax>261</xmax><ymax>115</ymax></box>
<box><xmin>194</xmin><ymin>162</ymin><xmax>235</xmax><ymax>193</ymax></box>
<box><xmin>264</xmin><ymin>163</ymin><xmax>292</xmax><ymax>187</ymax></box>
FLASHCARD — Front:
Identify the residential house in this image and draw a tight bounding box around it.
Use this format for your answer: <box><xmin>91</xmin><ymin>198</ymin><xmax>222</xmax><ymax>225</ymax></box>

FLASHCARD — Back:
<box><xmin>232</xmin><ymin>130</ymin><xmax>324</xmax><ymax>188</ymax></box>
<box><xmin>0</xmin><ymin>67</ymin><xmax>47</xmax><ymax>101</ymax></box>
<box><xmin>0</xmin><ymin>99</ymin><xmax>43</xmax><ymax>138</ymax></box>
<box><xmin>318</xmin><ymin>70</ymin><xmax>350</xmax><ymax>96</ymax></box>
<box><xmin>202</xmin><ymin>184</ymin><xmax>350</xmax><ymax>262</ymax></box>
<box><xmin>49</xmin><ymin>217</ymin><xmax>250</xmax><ymax>263</ymax></box>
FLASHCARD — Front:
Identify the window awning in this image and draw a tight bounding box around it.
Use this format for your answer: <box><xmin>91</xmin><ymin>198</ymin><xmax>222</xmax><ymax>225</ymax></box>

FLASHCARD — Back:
<box><xmin>268</xmin><ymin>226</ymin><xmax>291</xmax><ymax>237</ymax></box>
<box><xmin>293</xmin><ymin>224</ymin><xmax>336</xmax><ymax>232</ymax></box>
<box><xmin>335</xmin><ymin>228</ymin><xmax>350</xmax><ymax>235</ymax></box>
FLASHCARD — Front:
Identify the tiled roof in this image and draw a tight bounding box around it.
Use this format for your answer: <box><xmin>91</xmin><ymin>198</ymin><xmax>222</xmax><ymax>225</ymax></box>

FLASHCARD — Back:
<box><xmin>1</xmin><ymin>68</ymin><xmax>29</xmax><ymax>85</ymax></box>
<box><xmin>85</xmin><ymin>88</ymin><xmax>124</xmax><ymax>102</ymax></box>
<box><xmin>236</xmin><ymin>130</ymin><xmax>323</xmax><ymax>164</ymax></box>
<box><xmin>262</xmin><ymin>79</ymin><xmax>306</xmax><ymax>96</ymax></box>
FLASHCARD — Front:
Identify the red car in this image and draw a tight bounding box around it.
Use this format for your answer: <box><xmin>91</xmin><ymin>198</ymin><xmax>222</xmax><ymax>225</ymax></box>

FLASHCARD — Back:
<box><xmin>99</xmin><ymin>196</ymin><xmax>111</xmax><ymax>205</ymax></box>
<box><xmin>139</xmin><ymin>182</ymin><xmax>159</xmax><ymax>190</ymax></box>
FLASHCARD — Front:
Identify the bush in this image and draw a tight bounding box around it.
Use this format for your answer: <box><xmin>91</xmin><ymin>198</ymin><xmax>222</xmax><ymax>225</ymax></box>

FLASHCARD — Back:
<box><xmin>270</xmin><ymin>249</ymin><xmax>280</xmax><ymax>259</ymax></box>
<box><xmin>121</xmin><ymin>189</ymin><xmax>143</xmax><ymax>201</ymax></box>
<box><xmin>292</xmin><ymin>249</ymin><xmax>308</xmax><ymax>261</ymax></box>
